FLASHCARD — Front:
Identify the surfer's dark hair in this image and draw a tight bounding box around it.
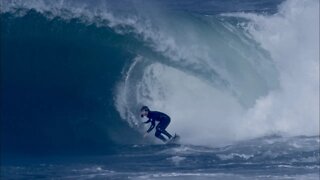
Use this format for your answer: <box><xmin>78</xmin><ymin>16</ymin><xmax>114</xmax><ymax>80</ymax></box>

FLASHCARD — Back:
<box><xmin>141</xmin><ymin>106</ymin><xmax>150</xmax><ymax>112</ymax></box>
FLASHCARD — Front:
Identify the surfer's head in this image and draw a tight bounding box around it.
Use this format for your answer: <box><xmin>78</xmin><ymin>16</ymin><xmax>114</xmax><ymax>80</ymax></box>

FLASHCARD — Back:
<box><xmin>140</xmin><ymin>106</ymin><xmax>150</xmax><ymax>117</ymax></box>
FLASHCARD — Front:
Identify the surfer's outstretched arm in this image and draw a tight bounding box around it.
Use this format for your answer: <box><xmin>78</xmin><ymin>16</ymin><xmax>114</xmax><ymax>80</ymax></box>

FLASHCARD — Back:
<box><xmin>144</xmin><ymin>119</ymin><xmax>151</xmax><ymax>124</ymax></box>
<box><xmin>146</xmin><ymin>120</ymin><xmax>155</xmax><ymax>133</ymax></box>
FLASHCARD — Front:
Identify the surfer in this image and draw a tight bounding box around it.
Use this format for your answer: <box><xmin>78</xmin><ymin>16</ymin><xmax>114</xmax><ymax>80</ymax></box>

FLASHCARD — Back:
<box><xmin>140</xmin><ymin>106</ymin><xmax>173</xmax><ymax>142</ymax></box>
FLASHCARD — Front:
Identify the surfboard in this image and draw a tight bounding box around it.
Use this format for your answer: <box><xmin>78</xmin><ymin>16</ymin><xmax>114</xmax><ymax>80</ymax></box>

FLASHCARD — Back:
<box><xmin>166</xmin><ymin>134</ymin><xmax>180</xmax><ymax>144</ymax></box>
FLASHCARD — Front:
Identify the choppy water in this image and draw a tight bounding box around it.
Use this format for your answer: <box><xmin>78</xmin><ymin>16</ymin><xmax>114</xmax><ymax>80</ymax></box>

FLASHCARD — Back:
<box><xmin>2</xmin><ymin>136</ymin><xmax>319</xmax><ymax>179</ymax></box>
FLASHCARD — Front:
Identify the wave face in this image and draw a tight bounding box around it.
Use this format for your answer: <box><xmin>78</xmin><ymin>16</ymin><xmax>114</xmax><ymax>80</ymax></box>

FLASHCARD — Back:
<box><xmin>1</xmin><ymin>0</ymin><xmax>319</xmax><ymax>154</ymax></box>
<box><xmin>1</xmin><ymin>5</ymin><xmax>143</xmax><ymax>154</ymax></box>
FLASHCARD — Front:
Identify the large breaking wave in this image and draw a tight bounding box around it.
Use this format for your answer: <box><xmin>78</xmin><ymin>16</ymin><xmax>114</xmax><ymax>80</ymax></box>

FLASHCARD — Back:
<box><xmin>115</xmin><ymin>0</ymin><xmax>319</xmax><ymax>146</ymax></box>
<box><xmin>1</xmin><ymin>0</ymin><xmax>319</xmax><ymax>153</ymax></box>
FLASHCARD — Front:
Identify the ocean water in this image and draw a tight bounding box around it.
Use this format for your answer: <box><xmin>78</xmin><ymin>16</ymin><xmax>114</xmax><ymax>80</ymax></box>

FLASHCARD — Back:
<box><xmin>1</xmin><ymin>0</ymin><xmax>319</xmax><ymax>179</ymax></box>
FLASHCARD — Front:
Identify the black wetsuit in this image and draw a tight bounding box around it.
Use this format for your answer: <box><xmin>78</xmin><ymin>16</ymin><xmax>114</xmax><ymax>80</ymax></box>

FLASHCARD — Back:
<box><xmin>144</xmin><ymin>111</ymin><xmax>173</xmax><ymax>142</ymax></box>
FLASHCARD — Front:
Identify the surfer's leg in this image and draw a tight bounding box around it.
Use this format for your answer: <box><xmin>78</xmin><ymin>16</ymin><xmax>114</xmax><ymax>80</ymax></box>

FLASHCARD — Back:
<box><xmin>157</xmin><ymin>118</ymin><xmax>172</xmax><ymax>139</ymax></box>
<box><xmin>161</xmin><ymin>130</ymin><xmax>172</xmax><ymax>139</ymax></box>
<box><xmin>155</xmin><ymin>130</ymin><xmax>167</xmax><ymax>142</ymax></box>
